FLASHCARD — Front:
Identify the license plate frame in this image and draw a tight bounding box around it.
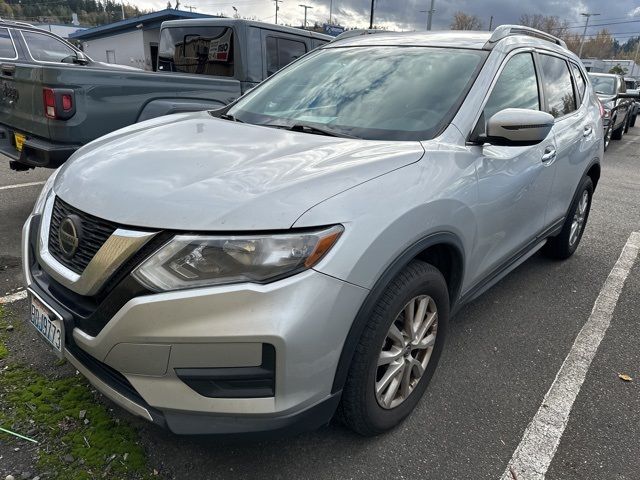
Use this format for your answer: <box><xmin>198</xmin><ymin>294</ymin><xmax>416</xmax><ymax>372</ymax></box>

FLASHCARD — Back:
<box><xmin>29</xmin><ymin>291</ymin><xmax>64</xmax><ymax>358</ymax></box>
<box><xmin>14</xmin><ymin>132</ymin><xmax>25</xmax><ymax>152</ymax></box>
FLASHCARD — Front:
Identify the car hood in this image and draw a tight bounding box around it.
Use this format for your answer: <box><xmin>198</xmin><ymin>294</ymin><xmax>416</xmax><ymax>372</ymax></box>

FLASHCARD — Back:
<box><xmin>54</xmin><ymin>112</ymin><xmax>424</xmax><ymax>231</ymax></box>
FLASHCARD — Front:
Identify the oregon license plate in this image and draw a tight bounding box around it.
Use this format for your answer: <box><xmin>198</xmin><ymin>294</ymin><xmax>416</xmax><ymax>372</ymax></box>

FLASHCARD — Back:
<box><xmin>29</xmin><ymin>292</ymin><xmax>64</xmax><ymax>356</ymax></box>
<box><xmin>14</xmin><ymin>132</ymin><xmax>25</xmax><ymax>152</ymax></box>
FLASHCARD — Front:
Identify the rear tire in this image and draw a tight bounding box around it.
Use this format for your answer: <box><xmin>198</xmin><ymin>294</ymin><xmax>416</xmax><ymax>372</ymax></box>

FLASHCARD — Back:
<box><xmin>603</xmin><ymin>124</ymin><xmax>612</xmax><ymax>152</ymax></box>
<box><xmin>631</xmin><ymin>114</ymin><xmax>637</xmax><ymax>128</ymax></box>
<box><xmin>338</xmin><ymin>260</ymin><xmax>449</xmax><ymax>436</ymax></box>
<box><xmin>543</xmin><ymin>177</ymin><xmax>593</xmax><ymax>260</ymax></box>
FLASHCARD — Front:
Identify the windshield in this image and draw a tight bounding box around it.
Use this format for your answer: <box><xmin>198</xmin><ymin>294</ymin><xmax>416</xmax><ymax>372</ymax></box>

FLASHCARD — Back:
<box><xmin>228</xmin><ymin>46</ymin><xmax>487</xmax><ymax>141</ymax></box>
<box><xmin>590</xmin><ymin>75</ymin><xmax>616</xmax><ymax>96</ymax></box>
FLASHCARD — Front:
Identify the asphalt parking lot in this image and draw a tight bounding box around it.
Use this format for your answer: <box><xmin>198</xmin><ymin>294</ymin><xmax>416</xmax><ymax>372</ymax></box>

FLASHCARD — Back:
<box><xmin>1</xmin><ymin>129</ymin><xmax>639</xmax><ymax>479</ymax></box>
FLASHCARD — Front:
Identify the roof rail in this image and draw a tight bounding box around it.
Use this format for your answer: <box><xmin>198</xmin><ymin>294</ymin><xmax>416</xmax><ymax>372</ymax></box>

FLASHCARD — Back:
<box><xmin>486</xmin><ymin>24</ymin><xmax>567</xmax><ymax>49</ymax></box>
<box><xmin>331</xmin><ymin>29</ymin><xmax>390</xmax><ymax>42</ymax></box>
<box><xmin>0</xmin><ymin>18</ymin><xmax>35</xmax><ymax>27</ymax></box>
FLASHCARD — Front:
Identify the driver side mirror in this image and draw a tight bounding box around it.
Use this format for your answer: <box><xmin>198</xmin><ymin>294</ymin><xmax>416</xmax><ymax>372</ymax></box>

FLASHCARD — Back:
<box><xmin>481</xmin><ymin>108</ymin><xmax>554</xmax><ymax>147</ymax></box>
<box><xmin>74</xmin><ymin>51</ymin><xmax>89</xmax><ymax>65</ymax></box>
<box><xmin>618</xmin><ymin>90</ymin><xmax>640</xmax><ymax>99</ymax></box>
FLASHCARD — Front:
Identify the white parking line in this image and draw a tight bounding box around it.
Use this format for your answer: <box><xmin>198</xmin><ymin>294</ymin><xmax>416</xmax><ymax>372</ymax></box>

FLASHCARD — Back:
<box><xmin>0</xmin><ymin>181</ymin><xmax>45</xmax><ymax>191</ymax></box>
<box><xmin>501</xmin><ymin>231</ymin><xmax>640</xmax><ymax>480</ymax></box>
<box><xmin>0</xmin><ymin>290</ymin><xmax>27</xmax><ymax>305</ymax></box>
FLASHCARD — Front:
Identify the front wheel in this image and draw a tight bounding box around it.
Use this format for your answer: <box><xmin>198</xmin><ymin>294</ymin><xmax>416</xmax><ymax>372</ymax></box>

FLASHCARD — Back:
<box><xmin>612</xmin><ymin>117</ymin><xmax>625</xmax><ymax>140</ymax></box>
<box><xmin>339</xmin><ymin>260</ymin><xmax>449</xmax><ymax>436</ymax></box>
<box><xmin>543</xmin><ymin>177</ymin><xmax>593</xmax><ymax>260</ymax></box>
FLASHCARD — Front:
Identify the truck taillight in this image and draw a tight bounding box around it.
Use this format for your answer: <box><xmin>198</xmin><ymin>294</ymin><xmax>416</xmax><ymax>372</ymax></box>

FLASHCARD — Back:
<box><xmin>43</xmin><ymin>88</ymin><xmax>56</xmax><ymax>118</ymax></box>
<box><xmin>42</xmin><ymin>88</ymin><xmax>76</xmax><ymax>120</ymax></box>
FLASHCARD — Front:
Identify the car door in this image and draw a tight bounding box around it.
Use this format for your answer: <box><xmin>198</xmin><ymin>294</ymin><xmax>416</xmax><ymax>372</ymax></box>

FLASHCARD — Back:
<box><xmin>538</xmin><ymin>53</ymin><xmax>591</xmax><ymax>226</ymax></box>
<box><xmin>470</xmin><ymin>51</ymin><xmax>557</xmax><ymax>282</ymax></box>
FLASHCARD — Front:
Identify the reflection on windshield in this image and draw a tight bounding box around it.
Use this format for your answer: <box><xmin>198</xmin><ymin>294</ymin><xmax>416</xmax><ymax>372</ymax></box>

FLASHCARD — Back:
<box><xmin>589</xmin><ymin>76</ymin><xmax>616</xmax><ymax>96</ymax></box>
<box><xmin>228</xmin><ymin>46</ymin><xmax>487</xmax><ymax>141</ymax></box>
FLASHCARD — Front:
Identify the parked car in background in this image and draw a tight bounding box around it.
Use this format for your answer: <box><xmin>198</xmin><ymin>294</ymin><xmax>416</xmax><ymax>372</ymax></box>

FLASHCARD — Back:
<box><xmin>624</xmin><ymin>77</ymin><xmax>639</xmax><ymax>127</ymax></box>
<box><xmin>589</xmin><ymin>73</ymin><xmax>634</xmax><ymax>150</ymax></box>
<box><xmin>24</xmin><ymin>26</ymin><xmax>605</xmax><ymax>437</ymax></box>
<box><xmin>0</xmin><ymin>19</ymin><xmax>330</xmax><ymax>170</ymax></box>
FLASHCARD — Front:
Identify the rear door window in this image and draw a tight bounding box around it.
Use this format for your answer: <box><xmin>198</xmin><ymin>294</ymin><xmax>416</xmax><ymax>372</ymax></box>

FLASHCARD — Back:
<box><xmin>0</xmin><ymin>28</ymin><xmax>16</xmax><ymax>59</ymax></box>
<box><xmin>483</xmin><ymin>52</ymin><xmax>540</xmax><ymax>122</ymax></box>
<box><xmin>265</xmin><ymin>36</ymin><xmax>307</xmax><ymax>76</ymax></box>
<box><xmin>21</xmin><ymin>30</ymin><xmax>76</xmax><ymax>63</ymax></box>
<box><xmin>539</xmin><ymin>54</ymin><xmax>577</xmax><ymax>118</ymax></box>
<box><xmin>158</xmin><ymin>26</ymin><xmax>234</xmax><ymax>77</ymax></box>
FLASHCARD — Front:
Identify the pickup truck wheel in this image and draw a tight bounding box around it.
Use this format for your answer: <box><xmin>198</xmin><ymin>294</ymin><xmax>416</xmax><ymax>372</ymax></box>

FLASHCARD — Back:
<box><xmin>338</xmin><ymin>260</ymin><xmax>448</xmax><ymax>436</ymax></box>
<box><xmin>612</xmin><ymin>117</ymin><xmax>625</xmax><ymax>140</ymax></box>
<box><xmin>543</xmin><ymin>177</ymin><xmax>593</xmax><ymax>260</ymax></box>
<box><xmin>624</xmin><ymin>115</ymin><xmax>630</xmax><ymax>133</ymax></box>
<box><xmin>631</xmin><ymin>114</ymin><xmax>637</xmax><ymax>128</ymax></box>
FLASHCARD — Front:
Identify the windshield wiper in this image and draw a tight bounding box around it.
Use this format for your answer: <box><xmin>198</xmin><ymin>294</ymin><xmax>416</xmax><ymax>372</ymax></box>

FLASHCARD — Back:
<box><xmin>219</xmin><ymin>113</ymin><xmax>244</xmax><ymax>123</ymax></box>
<box><xmin>265</xmin><ymin>123</ymin><xmax>358</xmax><ymax>139</ymax></box>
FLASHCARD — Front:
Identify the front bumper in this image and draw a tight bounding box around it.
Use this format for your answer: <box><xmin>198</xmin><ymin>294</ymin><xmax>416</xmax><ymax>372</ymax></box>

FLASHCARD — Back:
<box><xmin>0</xmin><ymin>124</ymin><xmax>80</xmax><ymax>170</ymax></box>
<box><xmin>23</xmin><ymin>214</ymin><xmax>368</xmax><ymax>435</ymax></box>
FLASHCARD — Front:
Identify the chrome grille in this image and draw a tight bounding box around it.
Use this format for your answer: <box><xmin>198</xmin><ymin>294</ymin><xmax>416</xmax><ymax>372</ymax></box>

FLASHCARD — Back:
<box><xmin>48</xmin><ymin>197</ymin><xmax>118</xmax><ymax>274</ymax></box>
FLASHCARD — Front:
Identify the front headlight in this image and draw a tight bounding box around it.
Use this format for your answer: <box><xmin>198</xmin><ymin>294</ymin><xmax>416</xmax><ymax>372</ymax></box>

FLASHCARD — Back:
<box><xmin>32</xmin><ymin>168</ymin><xmax>60</xmax><ymax>215</ymax></box>
<box><xmin>132</xmin><ymin>225</ymin><xmax>343</xmax><ymax>291</ymax></box>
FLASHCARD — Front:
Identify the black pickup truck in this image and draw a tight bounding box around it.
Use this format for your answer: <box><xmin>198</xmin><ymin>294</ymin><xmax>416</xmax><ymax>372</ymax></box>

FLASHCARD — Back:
<box><xmin>0</xmin><ymin>19</ymin><xmax>330</xmax><ymax>170</ymax></box>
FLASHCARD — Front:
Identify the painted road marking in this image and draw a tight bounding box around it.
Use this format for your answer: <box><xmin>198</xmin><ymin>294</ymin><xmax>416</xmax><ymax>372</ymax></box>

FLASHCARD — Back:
<box><xmin>0</xmin><ymin>290</ymin><xmax>27</xmax><ymax>304</ymax></box>
<box><xmin>501</xmin><ymin>231</ymin><xmax>640</xmax><ymax>480</ymax></box>
<box><xmin>0</xmin><ymin>181</ymin><xmax>45</xmax><ymax>191</ymax></box>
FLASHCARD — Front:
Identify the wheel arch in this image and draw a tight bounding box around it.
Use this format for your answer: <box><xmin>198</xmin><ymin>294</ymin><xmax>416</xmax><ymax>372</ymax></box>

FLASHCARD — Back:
<box><xmin>331</xmin><ymin>232</ymin><xmax>465</xmax><ymax>394</ymax></box>
<box><xmin>585</xmin><ymin>161</ymin><xmax>601</xmax><ymax>190</ymax></box>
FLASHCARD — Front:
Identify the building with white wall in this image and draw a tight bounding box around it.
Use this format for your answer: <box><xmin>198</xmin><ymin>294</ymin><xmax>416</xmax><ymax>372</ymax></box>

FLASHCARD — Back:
<box><xmin>70</xmin><ymin>9</ymin><xmax>215</xmax><ymax>71</ymax></box>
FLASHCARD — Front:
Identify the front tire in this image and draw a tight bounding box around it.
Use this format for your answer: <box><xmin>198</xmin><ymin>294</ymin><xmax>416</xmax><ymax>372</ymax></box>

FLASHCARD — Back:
<box><xmin>612</xmin><ymin>117</ymin><xmax>625</xmax><ymax>140</ymax></box>
<box><xmin>339</xmin><ymin>260</ymin><xmax>449</xmax><ymax>436</ymax></box>
<box><xmin>543</xmin><ymin>177</ymin><xmax>593</xmax><ymax>260</ymax></box>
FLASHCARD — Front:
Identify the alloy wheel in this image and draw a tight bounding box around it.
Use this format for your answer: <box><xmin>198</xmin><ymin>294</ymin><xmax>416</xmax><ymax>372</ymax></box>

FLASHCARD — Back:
<box><xmin>375</xmin><ymin>295</ymin><xmax>438</xmax><ymax>409</ymax></box>
<box><xmin>604</xmin><ymin>126</ymin><xmax>612</xmax><ymax>150</ymax></box>
<box><xmin>569</xmin><ymin>190</ymin><xmax>589</xmax><ymax>247</ymax></box>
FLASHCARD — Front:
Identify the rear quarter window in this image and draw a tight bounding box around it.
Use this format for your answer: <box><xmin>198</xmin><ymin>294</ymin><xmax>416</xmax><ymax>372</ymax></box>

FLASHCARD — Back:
<box><xmin>0</xmin><ymin>28</ymin><xmax>17</xmax><ymax>59</ymax></box>
<box><xmin>158</xmin><ymin>26</ymin><xmax>234</xmax><ymax>77</ymax></box>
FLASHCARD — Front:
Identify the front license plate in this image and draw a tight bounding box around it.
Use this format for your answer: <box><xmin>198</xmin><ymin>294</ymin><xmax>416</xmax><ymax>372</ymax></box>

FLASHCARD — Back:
<box><xmin>14</xmin><ymin>132</ymin><xmax>25</xmax><ymax>152</ymax></box>
<box><xmin>29</xmin><ymin>293</ymin><xmax>64</xmax><ymax>356</ymax></box>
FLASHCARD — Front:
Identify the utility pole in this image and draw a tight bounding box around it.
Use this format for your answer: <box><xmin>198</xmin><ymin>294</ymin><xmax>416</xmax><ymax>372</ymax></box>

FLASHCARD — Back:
<box><xmin>369</xmin><ymin>0</ymin><xmax>374</xmax><ymax>29</ymax></box>
<box><xmin>299</xmin><ymin>4</ymin><xmax>313</xmax><ymax>27</ymax></box>
<box><xmin>632</xmin><ymin>39</ymin><xmax>640</xmax><ymax>77</ymax></box>
<box><xmin>120</xmin><ymin>2</ymin><xmax>125</xmax><ymax>20</ymax></box>
<box><xmin>184</xmin><ymin>5</ymin><xmax>196</xmax><ymax>12</ymax></box>
<box><xmin>578</xmin><ymin>12</ymin><xmax>600</xmax><ymax>58</ymax></box>
<box><xmin>489</xmin><ymin>15</ymin><xmax>493</xmax><ymax>30</ymax></box>
<box><xmin>329</xmin><ymin>0</ymin><xmax>333</xmax><ymax>24</ymax></box>
<box><xmin>273</xmin><ymin>0</ymin><xmax>282</xmax><ymax>25</ymax></box>
<box><xmin>426</xmin><ymin>0</ymin><xmax>435</xmax><ymax>31</ymax></box>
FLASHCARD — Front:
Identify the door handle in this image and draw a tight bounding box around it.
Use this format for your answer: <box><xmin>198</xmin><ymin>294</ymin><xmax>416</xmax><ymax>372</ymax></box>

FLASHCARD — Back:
<box><xmin>0</xmin><ymin>64</ymin><xmax>15</xmax><ymax>77</ymax></box>
<box><xmin>541</xmin><ymin>147</ymin><xmax>556</xmax><ymax>163</ymax></box>
<box><xmin>583</xmin><ymin>126</ymin><xmax>593</xmax><ymax>137</ymax></box>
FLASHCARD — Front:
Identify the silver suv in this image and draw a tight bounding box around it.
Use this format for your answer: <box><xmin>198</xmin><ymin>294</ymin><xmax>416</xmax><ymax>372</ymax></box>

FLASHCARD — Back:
<box><xmin>24</xmin><ymin>26</ymin><xmax>604</xmax><ymax>436</ymax></box>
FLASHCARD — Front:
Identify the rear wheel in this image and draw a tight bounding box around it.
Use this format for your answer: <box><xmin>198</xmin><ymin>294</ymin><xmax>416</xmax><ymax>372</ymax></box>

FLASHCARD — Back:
<box><xmin>631</xmin><ymin>113</ymin><xmax>637</xmax><ymax>128</ymax></box>
<box><xmin>339</xmin><ymin>260</ymin><xmax>448</xmax><ymax>436</ymax></box>
<box><xmin>543</xmin><ymin>177</ymin><xmax>593</xmax><ymax>260</ymax></box>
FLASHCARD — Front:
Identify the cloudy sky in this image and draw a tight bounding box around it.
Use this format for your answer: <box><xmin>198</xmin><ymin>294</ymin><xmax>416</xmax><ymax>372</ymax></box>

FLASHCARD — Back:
<box><xmin>137</xmin><ymin>0</ymin><xmax>640</xmax><ymax>39</ymax></box>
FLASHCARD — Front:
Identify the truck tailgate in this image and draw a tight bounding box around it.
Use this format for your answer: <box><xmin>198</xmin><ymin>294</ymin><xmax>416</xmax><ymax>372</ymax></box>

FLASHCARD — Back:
<box><xmin>0</xmin><ymin>61</ymin><xmax>48</xmax><ymax>138</ymax></box>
